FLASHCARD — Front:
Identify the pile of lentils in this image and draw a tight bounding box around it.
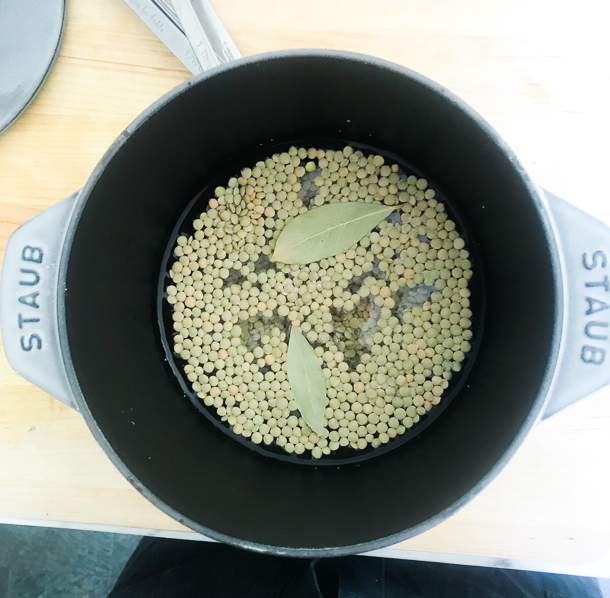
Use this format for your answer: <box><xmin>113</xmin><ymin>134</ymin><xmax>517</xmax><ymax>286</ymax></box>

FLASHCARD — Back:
<box><xmin>166</xmin><ymin>146</ymin><xmax>473</xmax><ymax>458</ymax></box>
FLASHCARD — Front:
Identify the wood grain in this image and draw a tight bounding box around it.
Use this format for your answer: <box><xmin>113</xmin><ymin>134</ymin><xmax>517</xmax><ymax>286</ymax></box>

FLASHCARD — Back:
<box><xmin>1</xmin><ymin>0</ymin><xmax>610</xmax><ymax>570</ymax></box>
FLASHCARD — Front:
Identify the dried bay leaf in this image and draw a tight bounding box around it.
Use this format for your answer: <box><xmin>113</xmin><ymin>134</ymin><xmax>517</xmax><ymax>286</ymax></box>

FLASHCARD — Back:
<box><xmin>286</xmin><ymin>327</ymin><xmax>328</xmax><ymax>436</ymax></box>
<box><xmin>272</xmin><ymin>201</ymin><xmax>400</xmax><ymax>264</ymax></box>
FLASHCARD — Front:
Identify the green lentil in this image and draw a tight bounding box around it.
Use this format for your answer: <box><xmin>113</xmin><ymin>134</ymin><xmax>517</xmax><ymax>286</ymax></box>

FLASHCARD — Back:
<box><xmin>166</xmin><ymin>146</ymin><xmax>472</xmax><ymax>458</ymax></box>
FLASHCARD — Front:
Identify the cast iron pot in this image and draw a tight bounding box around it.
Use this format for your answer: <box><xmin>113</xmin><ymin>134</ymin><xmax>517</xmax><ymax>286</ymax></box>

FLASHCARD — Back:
<box><xmin>2</xmin><ymin>51</ymin><xmax>610</xmax><ymax>557</ymax></box>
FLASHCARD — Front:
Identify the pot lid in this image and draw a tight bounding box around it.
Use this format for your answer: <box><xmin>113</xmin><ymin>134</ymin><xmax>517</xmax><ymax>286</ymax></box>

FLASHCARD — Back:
<box><xmin>0</xmin><ymin>0</ymin><xmax>66</xmax><ymax>134</ymax></box>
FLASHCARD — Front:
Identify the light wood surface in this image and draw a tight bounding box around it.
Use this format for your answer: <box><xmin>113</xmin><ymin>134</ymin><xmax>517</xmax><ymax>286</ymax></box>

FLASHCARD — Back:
<box><xmin>2</xmin><ymin>0</ymin><xmax>610</xmax><ymax>573</ymax></box>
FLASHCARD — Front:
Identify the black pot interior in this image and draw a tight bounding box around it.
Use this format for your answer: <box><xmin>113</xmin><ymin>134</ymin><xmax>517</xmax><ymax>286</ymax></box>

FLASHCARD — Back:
<box><xmin>65</xmin><ymin>53</ymin><xmax>556</xmax><ymax>552</ymax></box>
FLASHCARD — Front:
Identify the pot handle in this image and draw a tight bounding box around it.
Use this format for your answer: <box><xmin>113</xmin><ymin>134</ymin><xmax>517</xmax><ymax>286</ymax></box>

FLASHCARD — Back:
<box><xmin>543</xmin><ymin>190</ymin><xmax>610</xmax><ymax>418</ymax></box>
<box><xmin>0</xmin><ymin>192</ymin><xmax>80</xmax><ymax>410</ymax></box>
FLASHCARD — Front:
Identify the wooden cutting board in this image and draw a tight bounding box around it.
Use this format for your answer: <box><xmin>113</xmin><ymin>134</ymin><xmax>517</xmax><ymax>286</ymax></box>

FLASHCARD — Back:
<box><xmin>1</xmin><ymin>0</ymin><xmax>610</xmax><ymax>575</ymax></box>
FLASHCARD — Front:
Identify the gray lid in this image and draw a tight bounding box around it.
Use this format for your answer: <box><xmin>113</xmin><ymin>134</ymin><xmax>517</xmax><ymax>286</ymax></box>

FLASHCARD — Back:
<box><xmin>0</xmin><ymin>0</ymin><xmax>66</xmax><ymax>134</ymax></box>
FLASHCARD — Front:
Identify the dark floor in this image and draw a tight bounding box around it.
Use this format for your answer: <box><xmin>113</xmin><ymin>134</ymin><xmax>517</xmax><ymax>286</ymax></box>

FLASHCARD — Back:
<box><xmin>0</xmin><ymin>523</ymin><xmax>609</xmax><ymax>598</ymax></box>
<box><xmin>0</xmin><ymin>524</ymin><xmax>141</xmax><ymax>598</ymax></box>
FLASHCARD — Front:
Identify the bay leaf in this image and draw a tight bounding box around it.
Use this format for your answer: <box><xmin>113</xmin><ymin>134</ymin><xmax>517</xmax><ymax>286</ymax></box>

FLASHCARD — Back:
<box><xmin>272</xmin><ymin>201</ymin><xmax>401</xmax><ymax>264</ymax></box>
<box><xmin>286</xmin><ymin>327</ymin><xmax>328</xmax><ymax>436</ymax></box>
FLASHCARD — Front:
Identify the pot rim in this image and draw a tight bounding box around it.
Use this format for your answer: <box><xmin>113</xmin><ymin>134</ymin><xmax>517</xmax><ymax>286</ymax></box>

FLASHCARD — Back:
<box><xmin>56</xmin><ymin>49</ymin><xmax>564</xmax><ymax>557</ymax></box>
